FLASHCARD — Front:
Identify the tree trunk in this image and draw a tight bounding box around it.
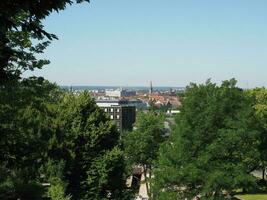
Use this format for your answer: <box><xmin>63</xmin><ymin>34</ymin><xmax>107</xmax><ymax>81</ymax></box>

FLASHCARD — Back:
<box><xmin>263</xmin><ymin>167</ymin><xmax>265</xmax><ymax>180</ymax></box>
<box><xmin>148</xmin><ymin>166</ymin><xmax>152</xmax><ymax>199</ymax></box>
<box><xmin>143</xmin><ymin>165</ymin><xmax>151</xmax><ymax>199</ymax></box>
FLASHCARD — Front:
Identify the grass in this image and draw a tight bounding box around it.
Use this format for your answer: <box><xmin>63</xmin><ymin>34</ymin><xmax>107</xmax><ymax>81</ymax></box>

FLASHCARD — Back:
<box><xmin>235</xmin><ymin>194</ymin><xmax>267</xmax><ymax>200</ymax></box>
<box><xmin>234</xmin><ymin>178</ymin><xmax>267</xmax><ymax>200</ymax></box>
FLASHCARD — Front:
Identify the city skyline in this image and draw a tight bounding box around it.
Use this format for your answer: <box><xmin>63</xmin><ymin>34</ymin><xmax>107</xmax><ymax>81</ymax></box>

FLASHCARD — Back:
<box><xmin>24</xmin><ymin>0</ymin><xmax>267</xmax><ymax>88</ymax></box>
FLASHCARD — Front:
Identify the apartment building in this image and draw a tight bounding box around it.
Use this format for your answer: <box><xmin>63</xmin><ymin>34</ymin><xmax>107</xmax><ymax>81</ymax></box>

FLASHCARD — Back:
<box><xmin>96</xmin><ymin>99</ymin><xmax>136</xmax><ymax>132</ymax></box>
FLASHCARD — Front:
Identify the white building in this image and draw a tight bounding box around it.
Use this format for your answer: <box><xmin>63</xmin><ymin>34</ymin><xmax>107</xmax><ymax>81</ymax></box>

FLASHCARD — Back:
<box><xmin>105</xmin><ymin>89</ymin><xmax>122</xmax><ymax>98</ymax></box>
<box><xmin>105</xmin><ymin>89</ymin><xmax>136</xmax><ymax>98</ymax></box>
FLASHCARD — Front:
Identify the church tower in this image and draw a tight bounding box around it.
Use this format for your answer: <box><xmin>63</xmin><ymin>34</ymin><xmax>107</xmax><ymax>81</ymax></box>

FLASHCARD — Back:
<box><xmin>149</xmin><ymin>81</ymin><xmax>153</xmax><ymax>94</ymax></box>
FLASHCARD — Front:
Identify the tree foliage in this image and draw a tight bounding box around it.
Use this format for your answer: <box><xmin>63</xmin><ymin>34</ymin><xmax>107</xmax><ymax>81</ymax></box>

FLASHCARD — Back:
<box><xmin>52</xmin><ymin>92</ymin><xmax>126</xmax><ymax>200</ymax></box>
<box><xmin>124</xmin><ymin>111</ymin><xmax>165</xmax><ymax>167</ymax></box>
<box><xmin>153</xmin><ymin>79</ymin><xmax>260</xmax><ymax>200</ymax></box>
<box><xmin>0</xmin><ymin>0</ymin><xmax>89</xmax><ymax>83</ymax></box>
<box><xmin>0</xmin><ymin>80</ymin><xmax>128</xmax><ymax>199</ymax></box>
<box><xmin>0</xmin><ymin>1</ymin><xmax>132</xmax><ymax>199</ymax></box>
<box><xmin>0</xmin><ymin>77</ymin><xmax>60</xmax><ymax>199</ymax></box>
<box><xmin>246</xmin><ymin>88</ymin><xmax>267</xmax><ymax>179</ymax></box>
<box><xmin>123</xmin><ymin>111</ymin><xmax>165</xmax><ymax>198</ymax></box>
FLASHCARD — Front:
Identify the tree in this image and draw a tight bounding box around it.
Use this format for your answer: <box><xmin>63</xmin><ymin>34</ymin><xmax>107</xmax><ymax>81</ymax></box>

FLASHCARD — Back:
<box><xmin>0</xmin><ymin>83</ymin><xmax>129</xmax><ymax>199</ymax></box>
<box><xmin>123</xmin><ymin>111</ymin><xmax>165</xmax><ymax>198</ymax></box>
<box><xmin>1</xmin><ymin>1</ymin><xmax>132</xmax><ymax>199</ymax></box>
<box><xmin>0</xmin><ymin>0</ymin><xmax>88</xmax><ymax>83</ymax></box>
<box><xmin>246</xmin><ymin>88</ymin><xmax>267</xmax><ymax>180</ymax></box>
<box><xmin>153</xmin><ymin>79</ymin><xmax>260</xmax><ymax>200</ymax></box>
<box><xmin>51</xmin><ymin>92</ymin><xmax>127</xmax><ymax>200</ymax></box>
<box><xmin>0</xmin><ymin>77</ymin><xmax>61</xmax><ymax>199</ymax></box>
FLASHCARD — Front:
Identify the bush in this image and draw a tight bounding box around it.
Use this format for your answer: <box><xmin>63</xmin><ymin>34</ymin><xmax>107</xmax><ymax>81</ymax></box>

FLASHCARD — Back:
<box><xmin>47</xmin><ymin>182</ymin><xmax>71</xmax><ymax>200</ymax></box>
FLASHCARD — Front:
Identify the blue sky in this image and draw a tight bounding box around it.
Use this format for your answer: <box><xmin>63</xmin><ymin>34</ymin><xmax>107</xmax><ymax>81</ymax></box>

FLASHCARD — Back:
<box><xmin>26</xmin><ymin>0</ymin><xmax>267</xmax><ymax>87</ymax></box>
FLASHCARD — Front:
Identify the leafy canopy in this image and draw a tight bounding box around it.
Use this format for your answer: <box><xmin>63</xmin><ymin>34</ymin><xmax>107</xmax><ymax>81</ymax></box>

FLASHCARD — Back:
<box><xmin>0</xmin><ymin>0</ymin><xmax>89</xmax><ymax>83</ymax></box>
<box><xmin>53</xmin><ymin>92</ymin><xmax>127</xmax><ymax>200</ymax></box>
<box><xmin>0</xmin><ymin>82</ymin><xmax>128</xmax><ymax>200</ymax></box>
<box><xmin>123</xmin><ymin>111</ymin><xmax>165</xmax><ymax>198</ymax></box>
<box><xmin>123</xmin><ymin>111</ymin><xmax>165</xmax><ymax>168</ymax></box>
<box><xmin>0</xmin><ymin>77</ymin><xmax>61</xmax><ymax>199</ymax></box>
<box><xmin>246</xmin><ymin>88</ymin><xmax>267</xmax><ymax>178</ymax></box>
<box><xmin>153</xmin><ymin>79</ymin><xmax>260</xmax><ymax>200</ymax></box>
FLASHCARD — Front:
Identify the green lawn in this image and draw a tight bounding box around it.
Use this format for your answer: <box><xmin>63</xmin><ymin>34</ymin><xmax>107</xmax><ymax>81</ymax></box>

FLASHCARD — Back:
<box><xmin>235</xmin><ymin>194</ymin><xmax>267</xmax><ymax>200</ymax></box>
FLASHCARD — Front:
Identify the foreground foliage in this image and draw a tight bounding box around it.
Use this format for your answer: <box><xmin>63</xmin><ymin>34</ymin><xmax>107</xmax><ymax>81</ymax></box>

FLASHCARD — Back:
<box><xmin>123</xmin><ymin>111</ymin><xmax>165</xmax><ymax>198</ymax></box>
<box><xmin>246</xmin><ymin>88</ymin><xmax>267</xmax><ymax>180</ymax></box>
<box><xmin>153</xmin><ymin>79</ymin><xmax>260</xmax><ymax>200</ymax></box>
<box><xmin>0</xmin><ymin>0</ymin><xmax>89</xmax><ymax>83</ymax></box>
<box><xmin>0</xmin><ymin>77</ymin><xmax>60</xmax><ymax>199</ymax></box>
<box><xmin>0</xmin><ymin>79</ymin><xmax>127</xmax><ymax>200</ymax></box>
<box><xmin>53</xmin><ymin>92</ymin><xmax>126</xmax><ymax>200</ymax></box>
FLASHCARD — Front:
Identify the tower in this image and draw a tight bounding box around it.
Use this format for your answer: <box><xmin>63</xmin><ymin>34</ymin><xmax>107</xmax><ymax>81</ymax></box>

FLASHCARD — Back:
<box><xmin>149</xmin><ymin>81</ymin><xmax>153</xmax><ymax>94</ymax></box>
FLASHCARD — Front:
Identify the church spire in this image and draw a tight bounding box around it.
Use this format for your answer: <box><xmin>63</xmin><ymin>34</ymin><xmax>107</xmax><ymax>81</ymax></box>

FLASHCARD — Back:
<box><xmin>150</xmin><ymin>81</ymin><xmax>153</xmax><ymax>94</ymax></box>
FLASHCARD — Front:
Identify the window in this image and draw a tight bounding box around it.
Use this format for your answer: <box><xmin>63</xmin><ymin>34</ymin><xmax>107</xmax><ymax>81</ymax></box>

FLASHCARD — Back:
<box><xmin>104</xmin><ymin>108</ymin><xmax>108</xmax><ymax>112</ymax></box>
<box><xmin>110</xmin><ymin>115</ymin><xmax>114</xmax><ymax>119</ymax></box>
<box><xmin>110</xmin><ymin>108</ymin><xmax>114</xmax><ymax>112</ymax></box>
<box><xmin>116</xmin><ymin>115</ymin><xmax>120</xmax><ymax>119</ymax></box>
<box><xmin>116</xmin><ymin>108</ymin><xmax>120</xmax><ymax>112</ymax></box>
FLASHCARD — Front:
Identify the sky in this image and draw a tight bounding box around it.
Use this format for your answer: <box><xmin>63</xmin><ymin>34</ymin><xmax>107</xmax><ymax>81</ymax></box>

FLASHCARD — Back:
<box><xmin>25</xmin><ymin>0</ymin><xmax>267</xmax><ymax>88</ymax></box>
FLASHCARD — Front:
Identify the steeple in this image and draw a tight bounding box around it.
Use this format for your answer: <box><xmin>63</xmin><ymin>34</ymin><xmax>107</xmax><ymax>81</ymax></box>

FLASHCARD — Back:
<box><xmin>149</xmin><ymin>81</ymin><xmax>153</xmax><ymax>94</ymax></box>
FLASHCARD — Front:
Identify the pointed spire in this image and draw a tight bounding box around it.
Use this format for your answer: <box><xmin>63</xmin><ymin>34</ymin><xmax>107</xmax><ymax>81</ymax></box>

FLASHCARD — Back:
<box><xmin>150</xmin><ymin>81</ymin><xmax>153</xmax><ymax>94</ymax></box>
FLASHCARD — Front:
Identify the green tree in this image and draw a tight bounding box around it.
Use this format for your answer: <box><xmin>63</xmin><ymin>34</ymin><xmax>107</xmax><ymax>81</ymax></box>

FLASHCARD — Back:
<box><xmin>0</xmin><ymin>77</ymin><xmax>61</xmax><ymax>199</ymax></box>
<box><xmin>0</xmin><ymin>83</ymin><xmax>129</xmax><ymax>199</ymax></box>
<box><xmin>153</xmin><ymin>79</ymin><xmax>260</xmax><ymax>200</ymax></box>
<box><xmin>123</xmin><ymin>111</ymin><xmax>165</xmax><ymax>198</ymax></box>
<box><xmin>246</xmin><ymin>88</ymin><xmax>267</xmax><ymax>180</ymax></box>
<box><xmin>52</xmin><ymin>92</ymin><xmax>127</xmax><ymax>200</ymax></box>
<box><xmin>0</xmin><ymin>0</ymin><xmax>88</xmax><ymax>83</ymax></box>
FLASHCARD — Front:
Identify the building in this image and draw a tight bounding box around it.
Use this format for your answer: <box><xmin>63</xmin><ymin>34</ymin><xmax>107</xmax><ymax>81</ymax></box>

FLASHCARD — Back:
<box><xmin>148</xmin><ymin>93</ymin><xmax>181</xmax><ymax>108</ymax></box>
<box><xmin>127</xmin><ymin>99</ymin><xmax>148</xmax><ymax>110</ymax></box>
<box><xmin>105</xmin><ymin>88</ymin><xmax>137</xmax><ymax>98</ymax></box>
<box><xmin>105</xmin><ymin>89</ymin><xmax>122</xmax><ymax>98</ymax></box>
<box><xmin>96</xmin><ymin>99</ymin><xmax>136</xmax><ymax>132</ymax></box>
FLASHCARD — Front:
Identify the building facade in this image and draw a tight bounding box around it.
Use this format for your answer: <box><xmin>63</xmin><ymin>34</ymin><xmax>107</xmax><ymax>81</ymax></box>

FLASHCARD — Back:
<box><xmin>105</xmin><ymin>89</ymin><xmax>137</xmax><ymax>98</ymax></box>
<box><xmin>96</xmin><ymin>99</ymin><xmax>136</xmax><ymax>132</ymax></box>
